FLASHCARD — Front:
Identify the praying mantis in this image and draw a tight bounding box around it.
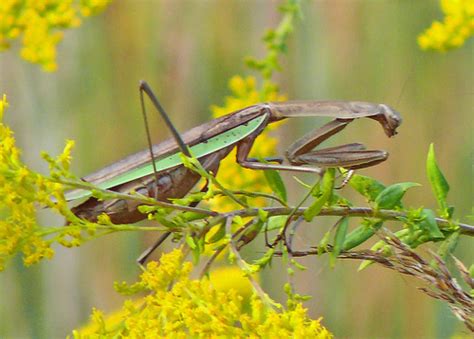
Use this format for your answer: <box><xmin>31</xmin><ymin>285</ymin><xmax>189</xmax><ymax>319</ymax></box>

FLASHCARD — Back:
<box><xmin>66</xmin><ymin>81</ymin><xmax>402</xmax><ymax>226</ymax></box>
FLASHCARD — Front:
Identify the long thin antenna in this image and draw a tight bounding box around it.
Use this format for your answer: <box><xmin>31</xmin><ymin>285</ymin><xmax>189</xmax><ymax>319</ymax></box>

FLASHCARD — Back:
<box><xmin>395</xmin><ymin>57</ymin><xmax>420</xmax><ymax>107</ymax></box>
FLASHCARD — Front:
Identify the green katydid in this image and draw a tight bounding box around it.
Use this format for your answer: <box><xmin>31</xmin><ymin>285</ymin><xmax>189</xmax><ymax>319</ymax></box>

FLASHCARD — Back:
<box><xmin>66</xmin><ymin>81</ymin><xmax>402</xmax><ymax>226</ymax></box>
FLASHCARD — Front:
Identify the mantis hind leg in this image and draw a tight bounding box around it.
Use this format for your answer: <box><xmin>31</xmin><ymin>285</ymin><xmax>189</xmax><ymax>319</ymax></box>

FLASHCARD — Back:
<box><xmin>137</xmin><ymin>179</ymin><xmax>212</xmax><ymax>266</ymax></box>
<box><xmin>136</xmin><ymin>150</ymin><xmax>226</xmax><ymax>266</ymax></box>
<box><xmin>139</xmin><ymin>81</ymin><xmax>191</xmax><ymax>198</ymax></box>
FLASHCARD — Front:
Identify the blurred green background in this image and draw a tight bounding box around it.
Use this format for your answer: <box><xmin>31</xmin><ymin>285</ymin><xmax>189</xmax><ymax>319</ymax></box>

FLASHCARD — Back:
<box><xmin>0</xmin><ymin>1</ymin><xmax>472</xmax><ymax>338</ymax></box>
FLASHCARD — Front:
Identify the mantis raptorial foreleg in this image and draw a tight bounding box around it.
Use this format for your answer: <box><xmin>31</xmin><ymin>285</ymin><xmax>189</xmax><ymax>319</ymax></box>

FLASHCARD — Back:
<box><xmin>237</xmin><ymin>116</ymin><xmax>390</xmax><ymax>175</ymax></box>
<box><xmin>286</xmin><ymin>119</ymin><xmax>388</xmax><ymax>169</ymax></box>
<box><xmin>235</xmin><ymin>114</ymin><xmax>325</xmax><ymax>175</ymax></box>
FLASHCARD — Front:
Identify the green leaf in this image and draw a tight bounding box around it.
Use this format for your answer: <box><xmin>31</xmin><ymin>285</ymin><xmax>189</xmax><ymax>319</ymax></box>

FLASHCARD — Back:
<box><xmin>343</xmin><ymin>219</ymin><xmax>383</xmax><ymax>250</ymax></box>
<box><xmin>426</xmin><ymin>143</ymin><xmax>450</xmax><ymax>213</ymax></box>
<box><xmin>357</xmin><ymin>229</ymin><xmax>408</xmax><ymax>271</ymax></box>
<box><xmin>375</xmin><ymin>182</ymin><xmax>421</xmax><ymax>209</ymax></box>
<box><xmin>317</xmin><ymin>230</ymin><xmax>331</xmax><ymax>255</ymax></box>
<box><xmin>253</xmin><ymin>248</ymin><xmax>275</xmax><ymax>269</ymax></box>
<box><xmin>418</xmin><ymin>209</ymin><xmax>444</xmax><ymax>240</ymax></box>
<box><xmin>208</xmin><ymin>223</ymin><xmax>226</xmax><ymax>244</ymax></box>
<box><xmin>185</xmin><ymin>234</ymin><xmax>197</xmax><ymax>249</ymax></box>
<box><xmin>257</xmin><ymin>208</ymin><xmax>269</xmax><ymax>222</ymax></box>
<box><xmin>262</xmin><ymin>165</ymin><xmax>287</xmax><ymax>202</ymax></box>
<box><xmin>436</xmin><ymin>231</ymin><xmax>460</xmax><ymax>261</ymax></box>
<box><xmin>237</xmin><ymin>219</ymin><xmax>264</xmax><ymax>248</ymax></box>
<box><xmin>303</xmin><ymin>169</ymin><xmax>335</xmax><ymax>221</ymax></box>
<box><xmin>291</xmin><ymin>259</ymin><xmax>307</xmax><ymax>271</ymax></box>
<box><xmin>330</xmin><ymin>217</ymin><xmax>348</xmax><ymax>268</ymax></box>
<box><xmin>349</xmin><ymin>174</ymin><xmax>386</xmax><ymax>202</ymax></box>
<box><xmin>265</xmin><ymin>216</ymin><xmax>287</xmax><ymax>232</ymax></box>
<box><xmin>170</xmin><ymin>191</ymin><xmax>206</xmax><ymax>206</ymax></box>
<box><xmin>292</xmin><ymin>176</ymin><xmax>312</xmax><ymax>189</ymax></box>
<box><xmin>154</xmin><ymin>215</ymin><xmax>177</xmax><ymax>228</ymax></box>
<box><xmin>137</xmin><ymin>205</ymin><xmax>160</xmax><ymax>214</ymax></box>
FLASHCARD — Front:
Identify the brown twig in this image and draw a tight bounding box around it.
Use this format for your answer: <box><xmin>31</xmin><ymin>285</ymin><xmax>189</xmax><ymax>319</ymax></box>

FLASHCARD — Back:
<box><xmin>218</xmin><ymin>207</ymin><xmax>474</xmax><ymax>235</ymax></box>
<box><xmin>276</xmin><ymin>233</ymin><xmax>474</xmax><ymax>332</ymax></box>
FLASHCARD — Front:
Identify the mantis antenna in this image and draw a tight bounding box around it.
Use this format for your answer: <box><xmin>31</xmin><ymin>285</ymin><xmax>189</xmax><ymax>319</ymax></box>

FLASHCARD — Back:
<box><xmin>139</xmin><ymin>80</ymin><xmax>191</xmax><ymax>197</ymax></box>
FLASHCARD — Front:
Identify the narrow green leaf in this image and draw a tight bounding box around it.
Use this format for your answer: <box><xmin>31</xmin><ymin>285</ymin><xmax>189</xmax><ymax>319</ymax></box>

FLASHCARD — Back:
<box><xmin>191</xmin><ymin>244</ymin><xmax>201</xmax><ymax>264</ymax></box>
<box><xmin>257</xmin><ymin>208</ymin><xmax>269</xmax><ymax>222</ymax></box>
<box><xmin>436</xmin><ymin>231</ymin><xmax>460</xmax><ymax>261</ymax></box>
<box><xmin>263</xmin><ymin>166</ymin><xmax>287</xmax><ymax>202</ymax></box>
<box><xmin>358</xmin><ymin>238</ymin><xmax>391</xmax><ymax>271</ymax></box>
<box><xmin>137</xmin><ymin>205</ymin><xmax>159</xmax><ymax>214</ymax></box>
<box><xmin>154</xmin><ymin>215</ymin><xmax>177</xmax><ymax>228</ymax></box>
<box><xmin>426</xmin><ymin>143</ymin><xmax>450</xmax><ymax>213</ymax></box>
<box><xmin>319</xmin><ymin>170</ymin><xmax>336</xmax><ymax>197</ymax></box>
<box><xmin>330</xmin><ymin>217</ymin><xmax>349</xmax><ymax>268</ymax></box>
<box><xmin>181</xmin><ymin>211</ymin><xmax>209</xmax><ymax>222</ymax></box>
<box><xmin>349</xmin><ymin>174</ymin><xmax>386</xmax><ymax>202</ymax></box>
<box><xmin>419</xmin><ymin>209</ymin><xmax>444</xmax><ymax>240</ymax></box>
<box><xmin>253</xmin><ymin>248</ymin><xmax>275</xmax><ymax>268</ymax></box>
<box><xmin>207</xmin><ymin>223</ymin><xmax>226</xmax><ymax>244</ymax></box>
<box><xmin>292</xmin><ymin>176</ymin><xmax>312</xmax><ymax>189</ymax></box>
<box><xmin>303</xmin><ymin>169</ymin><xmax>335</xmax><ymax>221</ymax></box>
<box><xmin>375</xmin><ymin>182</ymin><xmax>421</xmax><ymax>209</ymax></box>
<box><xmin>237</xmin><ymin>219</ymin><xmax>264</xmax><ymax>248</ymax></box>
<box><xmin>185</xmin><ymin>234</ymin><xmax>197</xmax><ymax>249</ymax></box>
<box><xmin>317</xmin><ymin>230</ymin><xmax>332</xmax><ymax>255</ymax></box>
<box><xmin>264</xmin><ymin>215</ymin><xmax>287</xmax><ymax>232</ymax></box>
<box><xmin>291</xmin><ymin>259</ymin><xmax>307</xmax><ymax>271</ymax></box>
<box><xmin>343</xmin><ymin>220</ymin><xmax>383</xmax><ymax>250</ymax></box>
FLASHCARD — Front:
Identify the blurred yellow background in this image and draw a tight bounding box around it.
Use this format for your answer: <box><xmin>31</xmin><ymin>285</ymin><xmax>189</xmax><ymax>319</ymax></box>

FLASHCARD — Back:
<box><xmin>0</xmin><ymin>1</ymin><xmax>472</xmax><ymax>337</ymax></box>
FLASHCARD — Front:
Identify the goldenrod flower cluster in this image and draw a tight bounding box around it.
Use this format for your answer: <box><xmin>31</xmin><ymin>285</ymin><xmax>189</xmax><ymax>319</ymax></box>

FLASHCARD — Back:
<box><xmin>0</xmin><ymin>95</ymin><xmax>78</xmax><ymax>270</ymax></box>
<box><xmin>418</xmin><ymin>0</ymin><xmax>474</xmax><ymax>51</ymax></box>
<box><xmin>0</xmin><ymin>0</ymin><xmax>111</xmax><ymax>71</ymax></box>
<box><xmin>209</xmin><ymin>76</ymin><xmax>286</xmax><ymax>211</ymax></box>
<box><xmin>73</xmin><ymin>248</ymin><xmax>333</xmax><ymax>338</ymax></box>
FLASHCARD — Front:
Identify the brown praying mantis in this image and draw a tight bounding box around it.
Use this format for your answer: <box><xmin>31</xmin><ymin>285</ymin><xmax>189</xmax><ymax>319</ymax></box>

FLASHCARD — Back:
<box><xmin>66</xmin><ymin>81</ymin><xmax>401</xmax><ymax>233</ymax></box>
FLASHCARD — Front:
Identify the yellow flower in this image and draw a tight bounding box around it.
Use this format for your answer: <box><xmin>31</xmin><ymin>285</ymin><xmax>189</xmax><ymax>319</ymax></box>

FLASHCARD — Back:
<box><xmin>0</xmin><ymin>0</ymin><xmax>111</xmax><ymax>71</ymax></box>
<box><xmin>72</xmin><ymin>248</ymin><xmax>333</xmax><ymax>338</ymax></box>
<box><xmin>0</xmin><ymin>95</ymin><xmax>82</xmax><ymax>270</ymax></box>
<box><xmin>209</xmin><ymin>265</ymin><xmax>257</xmax><ymax>299</ymax></box>
<box><xmin>418</xmin><ymin>0</ymin><xmax>474</xmax><ymax>51</ymax></box>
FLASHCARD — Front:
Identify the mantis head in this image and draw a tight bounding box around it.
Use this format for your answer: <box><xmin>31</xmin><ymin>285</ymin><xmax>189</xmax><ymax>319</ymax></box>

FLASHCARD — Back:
<box><xmin>370</xmin><ymin>104</ymin><xmax>402</xmax><ymax>137</ymax></box>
